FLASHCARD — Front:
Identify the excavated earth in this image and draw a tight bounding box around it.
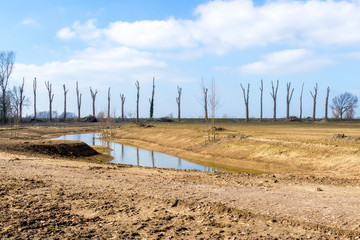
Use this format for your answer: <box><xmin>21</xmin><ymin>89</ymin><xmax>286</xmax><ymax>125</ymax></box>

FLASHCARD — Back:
<box><xmin>1</xmin><ymin>123</ymin><xmax>360</xmax><ymax>239</ymax></box>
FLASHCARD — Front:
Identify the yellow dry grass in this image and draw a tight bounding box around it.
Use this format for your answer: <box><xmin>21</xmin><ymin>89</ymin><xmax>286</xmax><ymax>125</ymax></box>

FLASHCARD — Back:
<box><xmin>111</xmin><ymin>121</ymin><xmax>360</xmax><ymax>177</ymax></box>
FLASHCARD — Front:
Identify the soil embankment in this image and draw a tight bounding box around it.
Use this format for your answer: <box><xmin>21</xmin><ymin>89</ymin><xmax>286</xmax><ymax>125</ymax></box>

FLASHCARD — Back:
<box><xmin>112</xmin><ymin>122</ymin><xmax>360</xmax><ymax>177</ymax></box>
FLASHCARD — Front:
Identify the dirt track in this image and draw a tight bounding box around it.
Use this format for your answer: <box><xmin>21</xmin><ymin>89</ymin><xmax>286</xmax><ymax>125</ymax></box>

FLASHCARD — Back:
<box><xmin>1</xmin><ymin>124</ymin><xmax>360</xmax><ymax>239</ymax></box>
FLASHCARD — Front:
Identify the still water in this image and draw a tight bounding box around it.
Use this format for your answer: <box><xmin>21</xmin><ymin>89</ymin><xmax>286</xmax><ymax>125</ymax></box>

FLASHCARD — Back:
<box><xmin>52</xmin><ymin>133</ymin><xmax>220</xmax><ymax>172</ymax></box>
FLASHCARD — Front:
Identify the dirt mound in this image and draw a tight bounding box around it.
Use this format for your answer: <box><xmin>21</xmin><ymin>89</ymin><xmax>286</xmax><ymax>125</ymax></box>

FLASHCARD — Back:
<box><xmin>330</xmin><ymin>133</ymin><xmax>360</xmax><ymax>141</ymax></box>
<box><xmin>0</xmin><ymin>140</ymin><xmax>99</xmax><ymax>158</ymax></box>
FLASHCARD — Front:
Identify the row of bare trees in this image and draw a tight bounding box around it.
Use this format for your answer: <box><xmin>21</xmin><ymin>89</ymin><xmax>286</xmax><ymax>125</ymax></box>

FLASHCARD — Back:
<box><xmin>0</xmin><ymin>50</ymin><xmax>357</xmax><ymax>123</ymax></box>
<box><xmin>236</xmin><ymin>80</ymin><xmax>357</xmax><ymax>121</ymax></box>
<box><xmin>238</xmin><ymin>80</ymin><xmax>328</xmax><ymax>122</ymax></box>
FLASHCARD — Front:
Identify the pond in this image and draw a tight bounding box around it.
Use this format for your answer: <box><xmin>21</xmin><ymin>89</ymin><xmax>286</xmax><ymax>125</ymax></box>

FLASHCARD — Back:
<box><xmin>52</xmin><ymin>133</ymin><xmax>220</xmax><ymax>172</ymax></box>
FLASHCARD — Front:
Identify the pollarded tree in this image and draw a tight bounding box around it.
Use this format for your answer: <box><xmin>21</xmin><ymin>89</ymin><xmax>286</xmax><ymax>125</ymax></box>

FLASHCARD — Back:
<box><xmin>176</xmin><ymin>86</ymin><xmax>182</xmax><ymax>122</ymax></box>
<box><xmin>270</xmin><ymin>80</ymin><xmax>279</xmax><ymax>122</ymax></box>
<box><xmin>299</xmin><ymin>83</ymin><xmax>304</xmax><ymax>120</ymax></box>
<box><xmin>310</xmin><ymin>83</ymin><xmax>318</xmax><ymax>121</ymax></box>
<box><xmin>120</xmin><ymin>94</ymin><xmax>125</xmax><ymax>121</ymax></box>
<box><xmin>149</xmin><ymin>77</ymin><xmax>155</xmax><ymax>121</ymax></box>
<box><xmin>45</xmin><ymin>81</ymin><xmax>54</xmax><ymax>121</ymax></box>
<box><xmin>286</xmin><ymin>82</ymin><xmax>294</xmax><ymax>121</ymax></box>
<box><xmin>135</xmin><ymin>81</ymin><xmax>140</xmax><ymax>123</ymax></box>
<box><xmin>259</xmin><ymin>80</ymin><xmax>263</xmax><ymax>122</ymax></box>
<box><xmin>90</xmin><ymin>87</ymin><xmax>98</xmax><ymax>118</ymax></box>
<box><xmin>63</xmin><ymin>84</ymin><xmax>69</xmax><ymax>121</ymax></box>
<box><xmin>76</xmin><ymin>81</ymin><xmax>82</xmax><ymax>121</ymax></box>
<box><xmin>325</xmin><ymin>87</ymin><xmax>330</xmax><ymax>121</ymax></box>
<box><xmin>330</xmin><ymin>92</ymin><xmax>358</xmax><ymax>119</ymax></box>
<box><xmin>107</xmin><ymin>87</ymin><xmax>111</xmax><ymax>122</ymax></box>
<box><xmin>240</xmin><ymin>83</ymin><xmax>250</xmax><ymax>122</ymax></box>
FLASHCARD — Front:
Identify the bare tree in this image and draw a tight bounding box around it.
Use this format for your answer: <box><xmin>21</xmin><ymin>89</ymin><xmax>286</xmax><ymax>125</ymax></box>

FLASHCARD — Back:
<box><xmin>12</xmin><ymin>79</ymin><xmax>26</xmax><ymax>123</ymax></box>
<box><xmin>76</xmin><ymin>81</ymin><xmax>82</xmax><ymax>121</ymax></box>
<box><xmin>240</xmin><ymin>83</ymin><xmax>250</xmax><ymax>122</ymax></box>
<box><xmin>63</xmin><ymin>84</ymin><xmax>69</xmax><ymax>121</ymax></box>
<box><xmin>120</xmin><ymin>94</ymin><xmax>125</xmax><ymax>121</ymax></box>
<box><xmin>330</xmin><ymin>92</ymin><xmax>358</xmax><ymax>119</ymax></box>
<box><xmin>286</xmin><ymin>82</ymin><xmax>294</xmax><ymax>121</ymax></box>
<box><xmin>0</xmin><ymin>51</ymin><xmax>15</xmax><ymax>123</ymax></box>
<box><xmin>199</xmin><ymin>79</ymin><xmax>208</xmax><ymax>122</ymax></box>
<box><xmin>19</xmin><ymin>78</ymin><xmax>25</xmax><ymax>122</ymax></box>
<box><xmin>270</xmin><ymin>80</ymin><xmax>279</xmax><ymax>121</ymax></box>
<box><xmin>310</xmin><ymin>83</ymin><xmax>318</xmax><ymax>121</ymax></box>
<box><xmin>176</xmin><ymin>86</ymin><xmax>182</xmax><ymax>121</ymax></box>
<box><xmin>299</xmin><ymin>83</ymin><xmax>304</xmax><ymax>120</ymax></box>
<box><xmin>209</xmin><ymin>79</ymin><xmax>220</xmax><ymax>142</ymax></box>
<box><xmin>149</xmin><ymin>77</ymin><xmax>155</xmax><ymax>120</ymax></box>
<box><xmin>325</xmin><ymin>87</ymin><xmax>330</xmax><ymax>121</ymax></box>
<box><xmin>45</xmin><ymin>81</ymin><xmax>54</xmax><ymax>121</ymax></box>
<box><xmin>90</xmin><ymin>87</ymin><xmax>98</xmax><ymax>118</ymax></box>
<box><xmin>259</xmin><ymin>80</ymin><xmax>263</xmax><ymax>122</ymax></box>
<box><xmin>33</xmin><ymin>77</ymin><xmax>37</xmax><ymax>121</ymax></box>
<box><xmin>135</xmin><ymin>81</ymin><xmax>140</xmax><ymax>123</ymax></box>
<box><xmin>107</xmin><ymin>87</ymin><xmax>111</xmax><ymax>122</ymax></box>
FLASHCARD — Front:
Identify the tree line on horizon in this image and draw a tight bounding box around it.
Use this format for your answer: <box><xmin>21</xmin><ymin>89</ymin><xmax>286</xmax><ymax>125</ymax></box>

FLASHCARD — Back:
<box><xmin>0</xmin><ymin>50</ymin><xmax>358</xmax><ymax>124</ymax></box>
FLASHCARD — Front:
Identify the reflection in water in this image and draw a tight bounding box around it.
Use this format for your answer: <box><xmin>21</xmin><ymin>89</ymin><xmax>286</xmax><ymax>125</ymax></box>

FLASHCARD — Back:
<box><xmin>52</xmin><ymin>133</ymin><xmax>221</xmax><ymax>172</ymax></box>
<box><xmin>136</xmin><ymin>148</ymin><xmax>139</xmax><ymax>166</ymax></box>
<box><xmin>151</xmin><ymin>151</ymin><xmax>155</xmax><ymax>167</ymax></box>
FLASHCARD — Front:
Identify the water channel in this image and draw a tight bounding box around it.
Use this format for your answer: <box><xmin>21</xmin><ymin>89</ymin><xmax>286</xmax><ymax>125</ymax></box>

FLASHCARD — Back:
<box><xmin>52</xmin><ymin>133</ymin><xmax>220</xmax><ymax>172</ymax></box>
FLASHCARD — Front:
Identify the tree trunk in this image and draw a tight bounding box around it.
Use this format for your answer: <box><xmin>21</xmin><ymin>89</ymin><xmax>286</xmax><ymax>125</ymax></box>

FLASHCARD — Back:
<box><xmin>33</xmin><ymin>77</ymin><xmax>37</xmax><ymax>121</ymax></box>
<box><xmin>2</xmin><ymin>89</ymin><xmax>5</xmax><ymax>123</ymax></box>
<box><xmin>107</xmin><ymin>87</ymin><xmax>111</xmax><ymax>122</ymax></box>
<box><xmin>286</xmin><ymin>82</ymin><xmax>294</xmax><ymax>121</ymax></box>
<box><xmin>76</xmin><ymin>81</ymin><xmax>81</xmax><ymax>121</ymax></box>
<box><xmin>299</xmin><ymin>83</ymin><xmax>304</xmax><ymax>120</ymax></box>
<box><xmin>120</xmin><ymin>94</ymin><xmax>125</xmax><ymax>121</ymax></box>
<box><xmin>310</xmin><ymin>83</ymin><xmax>318</xmax><ymax>121</ymax></box>
<box><xmin>325</xmin><ymin>87</ymin><xmax>330</xmax><ymax>120</ymax></box>
<box><xmin>270</xmin><ymin>80</ymin><xmax>279</xmax><ymax>122</ymax></box>
<box><xmin>176</xmin><ymin>86</ymin><xmax>182</xmax><ymax>122</ymax></box>
<box><xmin>45</xmin><ymin>81</ymin><xmax>54</xmax><ymax>122</ymax></box>
<box><xmin>259</xmin><ymin>80</ymin><xmax>263</xmax><ymax>122</ymax></box>
<box><xmin>240</xmin><ymin>83</ymin><xmax>250</xmax><ymax>122</ymax></box>
<box><xmin>90</xmin><ymin>87</ymin><xmax>98</xmax><ymax>118</ymax></box>
<box><xmin>204</xmin><ymin>88</ymin><xmax>208</xmax><ymax>122</ymax></box>
<box><xmin>136</xmin><ymin>81</ymin><xmax>140</xmax><ymax>123</ymax></box>
<box><xmin>63</xmin><ymin>84</ymin><xmax>68</xmax><ymax>121</ymax></box>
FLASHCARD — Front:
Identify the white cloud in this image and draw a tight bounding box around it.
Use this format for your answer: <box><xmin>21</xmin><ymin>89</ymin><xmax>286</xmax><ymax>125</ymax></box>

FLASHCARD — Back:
<box><xmin>21</xmin><ymin>18</ymin><xmax>37</xmax><ymax>26</ymax></box>
<box><xmin>239</xmin><ymin>49</ymin><xmax>334</xmax><ymax>75</ymax></box>
<box><xmin>57</xmin><ymin>27</ymin><xmax>75</xmax><ymax>40</ymax></box>
<box><xmin>57</xmin><ymin>19</ymin><xmax>101</xmax><ymax>41</ymax></box>
<box><xmin>56</xmin><ymin>0</ymin><xmax>360</xmax><ymax>52</ymax></box>
<box><xmin>104</xmin><ymin>18</ymin><xmax>196</xmax><ymax>49</ymax></box>
<box><xmin>13</xmin><ymin>47</ymin><xmax>167</xmax><ymax>87</ymax></box>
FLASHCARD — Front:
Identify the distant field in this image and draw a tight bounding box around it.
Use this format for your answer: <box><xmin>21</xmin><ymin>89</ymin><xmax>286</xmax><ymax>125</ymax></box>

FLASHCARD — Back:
<box><xmin>113</xmin><ymin>121</ymin><xmax>360</xmax><ymax>177</ymax></box>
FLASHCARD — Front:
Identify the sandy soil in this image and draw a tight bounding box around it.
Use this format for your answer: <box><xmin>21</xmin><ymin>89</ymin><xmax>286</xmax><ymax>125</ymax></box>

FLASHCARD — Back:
<box><xmin>1</xmin><ymin>123</ymin><xmax>360</xmax><ymax>239</ymax></box>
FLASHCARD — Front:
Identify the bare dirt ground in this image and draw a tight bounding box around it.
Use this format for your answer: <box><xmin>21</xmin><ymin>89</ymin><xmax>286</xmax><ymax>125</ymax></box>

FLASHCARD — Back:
<box><xmin>1</xmin><ymin>123</ymin><xmax>360</xmax><ymax>239</ymax></box>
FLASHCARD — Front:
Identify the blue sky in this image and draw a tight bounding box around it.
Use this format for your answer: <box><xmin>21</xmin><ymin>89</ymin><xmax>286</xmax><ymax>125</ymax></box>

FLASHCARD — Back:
<box><xmin>2</xmin><ymin>0</ymin><xmax>360</xmax><ymax>119</ymax></box>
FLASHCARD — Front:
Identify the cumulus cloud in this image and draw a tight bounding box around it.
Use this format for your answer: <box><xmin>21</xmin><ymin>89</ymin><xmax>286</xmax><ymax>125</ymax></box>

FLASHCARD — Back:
<box><xmin>57</xmin><ymin>0</ymin><xmax>360</xmax><ymax>51</ymax></box>
<box><xmin>104</xmin><ymin>19</ymin><xmax>196</xmax><ymax>49</ymax></box>
<box><xmin>239</xmin><ymin>49</ymin><xmax>334</xmax><ymax>75</ymax></box>
<box><xmin>13</xmin><ymin>47</ymin><xmax>167</xmax><ymax>87</ymax></box>
<box><xmin>57</xmin><ymin>27</ymin><xmax>75</xmax><ymax>40</ymax></box>
<box><xmin>57</xmin><ymin>19</ymin><xmax>101</xmax><ymax>41</ymax></box>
